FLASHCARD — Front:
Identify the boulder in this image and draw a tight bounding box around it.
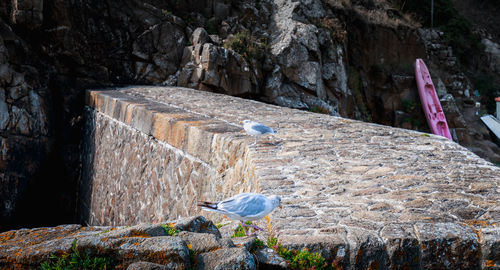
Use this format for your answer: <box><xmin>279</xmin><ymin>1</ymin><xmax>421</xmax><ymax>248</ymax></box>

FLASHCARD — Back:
<box><xmin>254</xmin><ymin>247</ymin><xmax>288</xmax><ymax>269</ymax></box>
<box><xmin>196</xmin><ymin>247</ymin><xmax>256</xmax><ymax>270</ymax></box>
<box><xmin>173</xmin><ymin>216</ymin><xmax>222</xmax><ymax>238</ymax></box>
<box><xmin>0</xmin><ymin>217</ymin><xmax>241</xmax><ymax>269</ymax></box>
<box><xmin>127</xmin><ymin>261</ymin><xmax>172</xmax><ymax>270</ymax></box>
<box><xmin>178</xmin><ymin>42</ymin><xmax>258</xmax><ymax>96</ymax></box>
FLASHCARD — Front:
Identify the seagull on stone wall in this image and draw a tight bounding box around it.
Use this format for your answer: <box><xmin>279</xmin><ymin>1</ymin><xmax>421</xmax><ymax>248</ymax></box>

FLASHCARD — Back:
<box><xmin>242</xmin><ymin>120</ymin><xmax>277</xmax><ymax>145</ymax></box>
<box><xmin>198</xmin><ymin>193</ymin><xmax>281</xmax><ymax>235</ymax></box>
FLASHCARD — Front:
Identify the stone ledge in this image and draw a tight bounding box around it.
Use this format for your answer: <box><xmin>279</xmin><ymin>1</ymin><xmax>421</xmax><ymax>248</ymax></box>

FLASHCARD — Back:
<box><xmin>84</xmin><ymin>86</ymin><xmax>500</xmax><ymax>269</ymax></box>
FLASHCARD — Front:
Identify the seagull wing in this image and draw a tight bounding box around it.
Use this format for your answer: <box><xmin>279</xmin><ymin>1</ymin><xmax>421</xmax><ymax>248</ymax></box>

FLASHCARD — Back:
<box><xmin>218</xmin><ymin>193</ymin><xmax>268</xmax><ymax>218</ymax></box>
<box><xmin>250</xmin><ymin>123</ymin><xmax>275</xmax><ymax>134</ymax></box>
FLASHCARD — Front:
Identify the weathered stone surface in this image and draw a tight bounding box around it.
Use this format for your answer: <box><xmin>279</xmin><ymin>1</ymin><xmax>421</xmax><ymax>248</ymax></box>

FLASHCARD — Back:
<box><xmin>178</xmin><ymin>42</ymin><xmax>258</xmax><ymax>97</ymax></box>
<box><xmin>1</xmin><ymin>217</ymin><xmax>238</xmax><ymax>269</ymax></box>
<box><xmin>177</xmin><ymin>231</ymin><xmax>229</xmax><ymax>253</ymax></box>
<box><xmin>482</xmin><ymin>38</ymin><xmax>500</xmax><ymax>75</ymax></box>
<box><xmin>414</xmin><ymin>222</ymin><xmax>481</xmax><ymax>269</ymax></box>
<box><xmin>174</xmin><ymin>216</ymin><xmax>222</xmax><ymax>238</ymax></box>
<box><xmin>82</xmin><ymin>86</ymin><xmax>500</xmax><ymax>269</ymax></box>
<box><xmin>254</xmin><ymin>247</ymin><xmax>288</xmax><ymax>269</ymax></box>
<box><xmin>0</xmin><ymin>89</ymin><xmax>8</xmax><ymax>130</ymax></box>
<box><xmin>127</xmin><ymin>261</ymin><xmax>172</xmax><ymax>270</ymax></box>
<box><xmin>192</xmin><ymin>27</ymin><xmax>211</xmax><ymax>46</ymax></box>
<box><xmin>232</xmin><ymin>236</ymin><xmax>257</xmax><ymax>251</ymax></box>
<box><xmin>196</xmin><ymin>247</ymin><xmax>256</xmax><ymax>270</ymax></box>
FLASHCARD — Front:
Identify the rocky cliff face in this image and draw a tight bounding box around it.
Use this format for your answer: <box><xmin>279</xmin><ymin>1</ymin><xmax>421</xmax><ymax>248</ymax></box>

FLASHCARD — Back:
<box><xmin>0</xmin><ymin>0</ymin><xmax>499</xmax><ymax>231</ymax></box>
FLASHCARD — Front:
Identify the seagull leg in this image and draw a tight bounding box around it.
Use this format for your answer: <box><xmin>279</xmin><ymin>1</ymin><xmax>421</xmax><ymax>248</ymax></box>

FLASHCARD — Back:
<box><xmin>251</xmin><ymin>136</ymin><xmax>257</xmax><ymax>146</ymax></box>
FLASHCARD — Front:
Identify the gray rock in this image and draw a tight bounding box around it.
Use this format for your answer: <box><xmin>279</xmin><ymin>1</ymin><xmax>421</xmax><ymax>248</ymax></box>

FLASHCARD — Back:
<box><xmin>482</xmin><ymin>38</ymin><xmax>500</xmax><ymax>74</ymax></box>
<box><xmin>127</xmin><ymin>261</ymin><xmax>172</xmax><ymax>270</ymax></box>
<box><xmin>414</xmin><ymin>222</ymin><xmax>480</xmax><ymax>269</ymax></box>
<box><xmin>232</xmin><ymin>236</ymin><xmax>257</xmax><ymax>251</ymax></box>
<box><xmin>254</xmin><ymin>247</ymin><xmax>287</xmax><ymax>269</ymax></box>
<box><xmin>178</xmin><ymin>43</ymin><xmax>257</xmax><ymax>96</ymax></box>
<box><xmin>28</xmin><ymin>89</ymin><xmax>49</xmax><ymax>136</ymax></box>
<box><xmin>100</xmin><ymin>223</ymin><xmax>169</xmax><ymax>238</ymax></box>
<box><xmin>196</xmin><ymin>247</ymin><xmax>256</xmax><ymax>270</ymax></box>
<box><xmin>0</xmin><ymin>89</ymin><xmax>8</xmax><ymax>130</ymax></box>
<box><xmin>174</xmin><ymin>216</ymin><xmax>222</xmax><ymax>238</ymax></box>
<box><xmin>10</xmin><ymin>105</ymin><xmax>31</xmax><ymax>135</ymax></box>
<box><xmin>178</xmin><ymin>231</ymin><xmax>233</xmax><ymax>253</ymax></box>
<box><xmin>76</xmin><ymin>235</ymin><xmax>191</xmax><ymax>269</ymax></box>
<box><xmin>435</xmin><ymin>78</ymin><xmax>448</xmax><ymax>97</ymax></box>
<box><xmin>214</xmin><ymin>1</ymin><xmax>230</xmax><ymax>20</ymax></box>
<box><xmin>192</xmin><ymin>27</ymin><xmax>211</xmax><ymax>46</ymax></box>
<box><xmin>0</xmin><ymin>64</ymin><xmax>12</xmax><ymax>85</ymax></box>
<box><xmin>209</xmin><ymin>35</ymin><xmax>222</xmax><ymax>45</ymax></box>
<box><xmin>132</xmin><ymin>21</ymin><xmax>185</xmax><ymax>83</ymax></box>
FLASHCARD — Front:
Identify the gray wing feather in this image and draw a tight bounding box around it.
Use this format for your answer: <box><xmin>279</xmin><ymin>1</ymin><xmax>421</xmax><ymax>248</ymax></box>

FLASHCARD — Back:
<box><xmin>252</xmin><ymin>124</ymin><xmax>275</xmax><ymax>134</ymax></box>
<box><xmin>219</xmin><ymin>194</ymin><xmax>267</xmax><ymax>217</ymax></box>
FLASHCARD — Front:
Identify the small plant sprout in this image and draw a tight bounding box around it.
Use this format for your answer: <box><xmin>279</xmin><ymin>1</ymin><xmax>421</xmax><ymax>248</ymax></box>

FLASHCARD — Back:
<box><xmin>40</xmin><ymin>238</ymin><xmax>111</xmax><ymax>270</ymax></box>
<box><xmin>161</xmin><ymin>223</ymin><xmax>180</xmax><ymax>236</ymax></box>
<box><xmin>232</xmin><ymin>221</ymin><xmax>253</xmax><ymax>237</ymax></box>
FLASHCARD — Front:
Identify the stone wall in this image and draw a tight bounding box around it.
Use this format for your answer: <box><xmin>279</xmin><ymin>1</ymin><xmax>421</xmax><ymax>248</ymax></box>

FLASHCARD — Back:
<box><xmin>80</xmin><ymin>89</ymin><xmax>260</xmax><ymax>226</ymax></box>
<box><xmin>82</xmin><ymin>86</ymin><xmax>500</xmax><ymax>269</ymax></box>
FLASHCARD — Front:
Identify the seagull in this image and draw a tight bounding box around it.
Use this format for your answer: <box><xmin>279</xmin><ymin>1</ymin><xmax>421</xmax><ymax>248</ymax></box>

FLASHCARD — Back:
<box><xmin>198</xmin><ymin>193</ymin><xmax>281</xmax><ymax>234</ymax></box>
<box><xmin>242</xmin><ymin>120</ymin><xmax>276</xmax><ymax>145</ymax></box>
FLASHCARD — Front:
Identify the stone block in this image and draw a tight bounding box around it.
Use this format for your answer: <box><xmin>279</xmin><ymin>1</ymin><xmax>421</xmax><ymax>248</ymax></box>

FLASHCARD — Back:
<box><xmin>414</xmin><ymin>222</ymin><xmax>481</xmax><ymax>269</ymax></box>
<box><xmin>195</xmin><ymin>247</ymin><xmax>256</xmax><ymax>270</ymax></box>
<box><xmin>481</xmin><ymin>226</ymin><xmax>500</xmax><ymax>269</ymax></box>
<box><xmin>380</xmin><ymin>223</ymin><xmax>420</xmax><ymax>269</ymax></box>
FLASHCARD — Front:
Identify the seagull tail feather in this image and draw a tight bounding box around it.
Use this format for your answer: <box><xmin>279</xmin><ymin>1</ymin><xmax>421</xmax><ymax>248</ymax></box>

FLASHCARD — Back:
<box><xmin>197</xmin><ymin>201</ymin><xmax>218</xmax><ymax>210</ymax></box>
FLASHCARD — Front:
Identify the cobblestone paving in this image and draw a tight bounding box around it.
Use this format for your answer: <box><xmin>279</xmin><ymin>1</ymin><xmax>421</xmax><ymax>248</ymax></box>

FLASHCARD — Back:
<box><xmin>85</xmin><ymin>86</ymin><xmax>500</xmax><ymax>269</ymax></box>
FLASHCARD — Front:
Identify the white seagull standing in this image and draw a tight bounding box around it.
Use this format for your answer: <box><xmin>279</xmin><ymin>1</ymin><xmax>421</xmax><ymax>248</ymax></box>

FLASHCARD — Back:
<box><xmin>198</xmin><ymin>193</ymin><xmax>281</xmax><ymax>234</ymax></box>
<box><xmin>242</xmin><ymin>120</ymin><xmax>276</xmax><ymax>145</ymax></box>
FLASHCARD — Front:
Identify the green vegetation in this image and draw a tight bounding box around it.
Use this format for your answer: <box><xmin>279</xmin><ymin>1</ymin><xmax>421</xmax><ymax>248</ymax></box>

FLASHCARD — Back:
<box><xmin>41</xmin><ymin>239</ymin><xmax>111</xmax><ymax>270</ymax></box>
<box><xmin>187</xmin><ymin>243</ymin><xmax>197</xmax><ymax>270</ymax></box>
<box><xmin>309</xmin><ymin>105</ymin><xmax>330</xmax><ymax>114</ymax></box>
<box><xmin>402</xmin><ymin>117</ymin><xmax>421</xmax><ymax>129</ymax></box>
<box><xmin>205</xmin><ymin>20</ymin><xmax>218</xmax><ymax>35</ymax></box>
<box><xmin>473</xmin><ymin>73</ymin><xmax>500</xmax><ymax>115</ymax></box>
<box><xmin>265</xmin><ymin>235</ymin><xmax>343</xmax><ymax>270</ymax></box>
<box><xmin>232</xmin><ymin>221</ymin><xmax>253</xmax><ymax>238</ymax></box>
<box><xmin>347</xmin><ymin>66</ymin><xmax>372</xmax><ymax>122</ymax></box>
<box><xmin>223</xmin><ymin>31</ymin><xmax>268</xmax><ymax>62</ymax></box>
<box><xmin>216</xmin><ymin>222</ymin><xmax>223</xmax><ymax>229</ymax></box>
<box><xmin>402</xmin><ymin>99</ymin><xmax>417</xmax><ymax>113</ymax></box>
<box><xmin>254</xmin><ymin>238</ymin><xmax>265</xmax><ymax>249</ymax></box>
<box><xmin>161</xmin><ymin>223</ymin><xmax>180</xmax><ymax>236</ymax></box>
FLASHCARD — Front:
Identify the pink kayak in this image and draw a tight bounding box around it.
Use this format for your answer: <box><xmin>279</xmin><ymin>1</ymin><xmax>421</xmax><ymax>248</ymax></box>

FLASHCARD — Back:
<box><xmin>414</xmin><ymin>59</ymin><xmax>452</xmax><ymax>140</ymax></box>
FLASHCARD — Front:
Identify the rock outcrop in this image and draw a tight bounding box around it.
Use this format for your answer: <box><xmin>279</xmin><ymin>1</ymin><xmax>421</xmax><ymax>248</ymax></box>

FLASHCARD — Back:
<box><xmin>0</xmin><ymin>216</ymin><xmax>261</xmax><ymax>269</ymax></box>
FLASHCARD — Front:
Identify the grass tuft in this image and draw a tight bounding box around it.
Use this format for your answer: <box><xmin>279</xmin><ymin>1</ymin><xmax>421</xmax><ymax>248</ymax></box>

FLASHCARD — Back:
<box><xmin>232</xmin><ymin>221</ymin><xmax>252</xmax><ymax>238</ymax></box>
<box><xmin>161</xmin><ymin>223</ymin><xmax>180</xmax><ymax>236</ymax></box>
<box><xmin>40</xmin><ymin>238</ymin><xmax>111</xmax><ymax>270</ymax></box>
